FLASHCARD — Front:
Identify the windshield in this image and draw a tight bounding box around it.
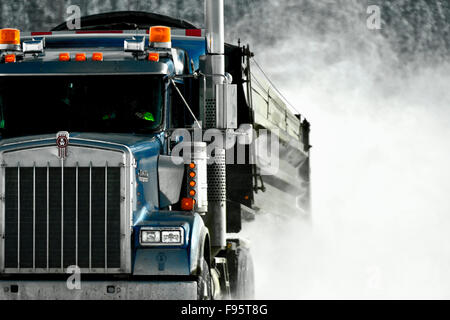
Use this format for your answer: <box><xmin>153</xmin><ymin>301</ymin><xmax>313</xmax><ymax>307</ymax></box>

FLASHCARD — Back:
<box><xmin>0</xmin><ymin>75</ymin><xmax>165</xmax><ymax>138</ymax></box>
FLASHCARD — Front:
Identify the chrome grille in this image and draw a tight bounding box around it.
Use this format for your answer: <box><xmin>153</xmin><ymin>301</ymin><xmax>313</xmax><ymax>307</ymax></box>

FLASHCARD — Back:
<box><xmin>2</xmin><ymin>161</ymin><xmax>123</xmax><ymax>273</ymax></box>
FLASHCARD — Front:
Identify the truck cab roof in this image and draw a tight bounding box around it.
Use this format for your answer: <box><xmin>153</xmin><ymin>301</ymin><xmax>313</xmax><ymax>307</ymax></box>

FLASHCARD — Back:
<box><xmin>0</xmin><ymin>29</ymin><xmax>206</xmax><ymax>76</ymax></box>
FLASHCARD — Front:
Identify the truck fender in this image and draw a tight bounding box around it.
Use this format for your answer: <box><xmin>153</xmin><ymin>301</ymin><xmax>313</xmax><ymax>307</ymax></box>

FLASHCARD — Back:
<box><xmin>189</xmin><ymin>216</ymin><xmax>210</xmax><ymax>275</ymax></box>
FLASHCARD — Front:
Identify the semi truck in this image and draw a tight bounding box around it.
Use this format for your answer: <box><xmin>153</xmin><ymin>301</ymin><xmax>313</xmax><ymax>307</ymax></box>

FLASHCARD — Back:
<box><xmin>0</xmin><ymin>1</ymin><xmax>310</xmax><ymax>300</ymax></box>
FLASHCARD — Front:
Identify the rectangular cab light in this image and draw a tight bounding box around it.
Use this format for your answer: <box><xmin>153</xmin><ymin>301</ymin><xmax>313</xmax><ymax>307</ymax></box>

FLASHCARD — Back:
<box><xmin>23</xmin><ymin>39</ymin><xmax>44</xmax><ymax>54</ymax></box>
<box><xmin>124</xmin><ymin>36</ymin><xmax>145</xmax><ymax>53</ymax></box>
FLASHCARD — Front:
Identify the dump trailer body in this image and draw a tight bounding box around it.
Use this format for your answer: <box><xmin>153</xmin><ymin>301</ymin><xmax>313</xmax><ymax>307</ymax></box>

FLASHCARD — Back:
<box><xmin>224</xmin><ymin>44</ymin><xmax>311</xmax><ymax>228</ymax></box>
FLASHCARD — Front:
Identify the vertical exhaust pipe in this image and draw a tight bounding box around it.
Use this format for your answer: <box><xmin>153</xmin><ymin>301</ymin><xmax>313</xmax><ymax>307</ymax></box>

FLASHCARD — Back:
<box><xmin>205</xmin><ymin>0</ymin><xmax>225</xmax><ymax>84</ymax></box>
<box><xmin>201</xmin><ymin>0</ymin><xmax>236</xmax><ymax>130</ymax></box>
<box><xmin>203</xmin><ymin>0</ymin><xmax>228</xmax><ymax>256</ymax></box>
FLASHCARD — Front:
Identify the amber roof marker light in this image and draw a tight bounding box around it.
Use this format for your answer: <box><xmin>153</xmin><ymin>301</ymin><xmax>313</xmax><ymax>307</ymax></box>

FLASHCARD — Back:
<box><xmin>4</xmin><ymin>54</ymin><xmax>16</xmax><ymax>63</ymax></box>
<box><xmin>148</xmin><ymin>52</ymin><xmax>160</xmax><ymax>62</ymax></box>
<box><xmin>0</xmin><ymin>28</ymin><xmax>21</xmax><ymax>51</ymax></box>
<box><xmin>92</xmin><ymin>52</ymin><xmax>104</xmax><ymax>61</ymax></box>
<box><xmin>75</xmin><ymin>53</ymin><xmax>86</xmax><ymax>61</ymax></box>
<box><xmin>59</xmin><ymin>53</ymin><xmax>70</xmax><ymax>61</ymax></box>
<box><xmin>149</xmin><ymin>26</ymin><xmax>172</xmax><ymax>49</ymax></box>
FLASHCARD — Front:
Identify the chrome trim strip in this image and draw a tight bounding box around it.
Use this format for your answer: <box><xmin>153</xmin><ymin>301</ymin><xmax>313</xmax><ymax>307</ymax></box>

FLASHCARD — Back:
<box><xmin>0</xmin><ymin>72</ymin><xmax>167</xmax><ymax>77</ymax></box>
<box><xmin>0</xmin><ymin>163</ymin><xmax>5</xmax><ymax>272</ymax></box>
<box><xmin>89</xmin><ymin>162</ymin><xmax>92</xmax><ymax>271</ymax></box>
<box><xmin>60</xmin><ymin>160</ymin><xmax>64</xmax><ymax>270</ymax></box>
<box><xmin>17</xmin><ymin>163</ymin><xmax>20</xmax><ymax>270</ymax></box>
<box><xmin>3</xmin><ymin>268</ymin><xmax>123</xmax><ymax>274</ymax></box>
<box><xmin>75</xmin><ymin>163</ymin><xmax>78</xmax><ymax>267</ymax></box>
<box><xmin>33</xmin><ymin>163</ymin><xmax>36</xmax><ymax>270</ymax></box>
<box><xmin>105</xmin><ymin>162</ymin><xmax>108</xmax><ymax>270</ymax></box>
<box><xmin>46</xmin><ymin>163</ymin><xmax>49</xmax><ymax>270</ymax></box>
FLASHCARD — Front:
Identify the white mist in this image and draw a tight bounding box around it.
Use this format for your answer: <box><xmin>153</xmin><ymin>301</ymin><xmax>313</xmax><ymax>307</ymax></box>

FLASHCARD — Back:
<box><xmin>235</xmin><ymin>1</ymin><xmax>450</xmax><ymax>299</ymax></box>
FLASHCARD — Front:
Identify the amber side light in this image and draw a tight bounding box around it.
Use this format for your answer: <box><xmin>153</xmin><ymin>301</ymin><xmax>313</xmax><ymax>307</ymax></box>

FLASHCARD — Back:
<box><xmin>181</xmin><ymin>198</ymin><xmax>194</xmax><ymax>211</ymax></box>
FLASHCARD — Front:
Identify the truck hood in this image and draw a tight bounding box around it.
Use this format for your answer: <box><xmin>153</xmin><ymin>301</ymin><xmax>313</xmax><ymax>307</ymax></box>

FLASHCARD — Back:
<box><xmin>0</xmin><ymin>132</ymin><xmax>163</xmax><ymax>153</ymax></box>
<box><xmin>0</xmin><ymin>132</ymin><xmax>164</xmax><ymax>224</ymax></box>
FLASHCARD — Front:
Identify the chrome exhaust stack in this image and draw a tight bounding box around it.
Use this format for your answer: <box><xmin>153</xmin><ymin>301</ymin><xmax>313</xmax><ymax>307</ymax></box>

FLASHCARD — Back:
<box><xmin>201</xmin><ymin>0</ymin><xmax>237</xmax><ymax>130</ymax></box>
<box><xmin>205</xmin><ymin>0</ymin><xmax>225</xmax><ymax>85</ymax></box>
<box><xmin>202</xmin><ymin>0</ymin><xmax>237</xmax><ymax>255</ymax></box>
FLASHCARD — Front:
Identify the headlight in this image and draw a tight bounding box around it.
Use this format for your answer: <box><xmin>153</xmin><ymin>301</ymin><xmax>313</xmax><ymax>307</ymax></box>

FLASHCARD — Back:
<box><xmin>140</xmin><ymin>227</ymin><xmax>184</xmax><ymax>246</ymax></box>
<box><xmin>141</xmin><ymin>230</ymin><xmax>161</xmax><ymax>244</ymax></box>
<box><xmin>161</xmin><ymin>230</ymin><xmax>182</xmax><ymax>244</ymax></box>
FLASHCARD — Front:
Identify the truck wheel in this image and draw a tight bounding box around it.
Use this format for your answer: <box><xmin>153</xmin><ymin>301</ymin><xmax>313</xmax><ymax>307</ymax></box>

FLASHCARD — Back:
<box><xmin>197</xmin><ymin>259</ymin><xmax>213</xmax><ymax>300</ymax></box>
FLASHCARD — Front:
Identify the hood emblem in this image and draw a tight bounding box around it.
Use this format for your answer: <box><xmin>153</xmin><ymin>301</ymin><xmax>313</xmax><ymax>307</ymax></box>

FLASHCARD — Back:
<box><xmin>56</xmin><ymin>131</ymin><xmax>70</xmax><ymax>160</ymax></box>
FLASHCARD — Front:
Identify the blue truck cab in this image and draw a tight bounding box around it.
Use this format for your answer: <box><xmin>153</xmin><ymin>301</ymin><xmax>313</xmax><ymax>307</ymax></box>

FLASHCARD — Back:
<box><xmin>0</xmin><ymin>18</ymin><xmax>215</xmax><ymax>300</ymax></box>
<box><xmin>0</xmin><ymin>6</ymin><xmax>311</xmax><ymax>301</ymax></box>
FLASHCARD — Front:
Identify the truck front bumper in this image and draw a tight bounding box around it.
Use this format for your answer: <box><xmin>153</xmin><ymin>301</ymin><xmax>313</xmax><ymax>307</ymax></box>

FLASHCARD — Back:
<box><xmin>0</xmin><ymin>280</ymin><xmax>197</xmax><ymax>300</ymax></box>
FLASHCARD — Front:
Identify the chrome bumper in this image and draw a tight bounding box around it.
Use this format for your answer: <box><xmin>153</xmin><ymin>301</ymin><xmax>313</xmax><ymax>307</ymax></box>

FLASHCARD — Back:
<box><xmin>0</xmin><ymin>280</ymin><xmax>197</xmax><ymax>300</ymax></box>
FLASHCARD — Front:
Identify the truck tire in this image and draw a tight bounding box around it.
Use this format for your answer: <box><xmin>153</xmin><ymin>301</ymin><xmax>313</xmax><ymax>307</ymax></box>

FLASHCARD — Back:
<box><xmin>197</xmin><ymin>259</ymin><xmax>213</xmax><ymax>300</ymax></box>
<box><xmin>228</xmin><ymin>242</ymin><xmax>255</xmax><ymax>300</ymax></box>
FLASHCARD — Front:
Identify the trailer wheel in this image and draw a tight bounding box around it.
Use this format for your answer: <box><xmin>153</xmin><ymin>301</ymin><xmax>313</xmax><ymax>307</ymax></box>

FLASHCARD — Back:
<box><xmin>197</xmin><ymin>259</ymin><xmax>213</xmax><ymax>300</ymax></box>
<box><xmin>228</xmin><ymin>241</ymin><xmax>255</xmax><ymax>300</ymax></box>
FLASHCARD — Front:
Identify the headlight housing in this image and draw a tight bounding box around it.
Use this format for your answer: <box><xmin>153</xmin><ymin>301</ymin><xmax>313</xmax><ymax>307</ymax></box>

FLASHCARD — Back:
<box><xmin>140</xmin><ymin>227</ymin><xmax>184</xmax><ymax>246</ymax></box>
